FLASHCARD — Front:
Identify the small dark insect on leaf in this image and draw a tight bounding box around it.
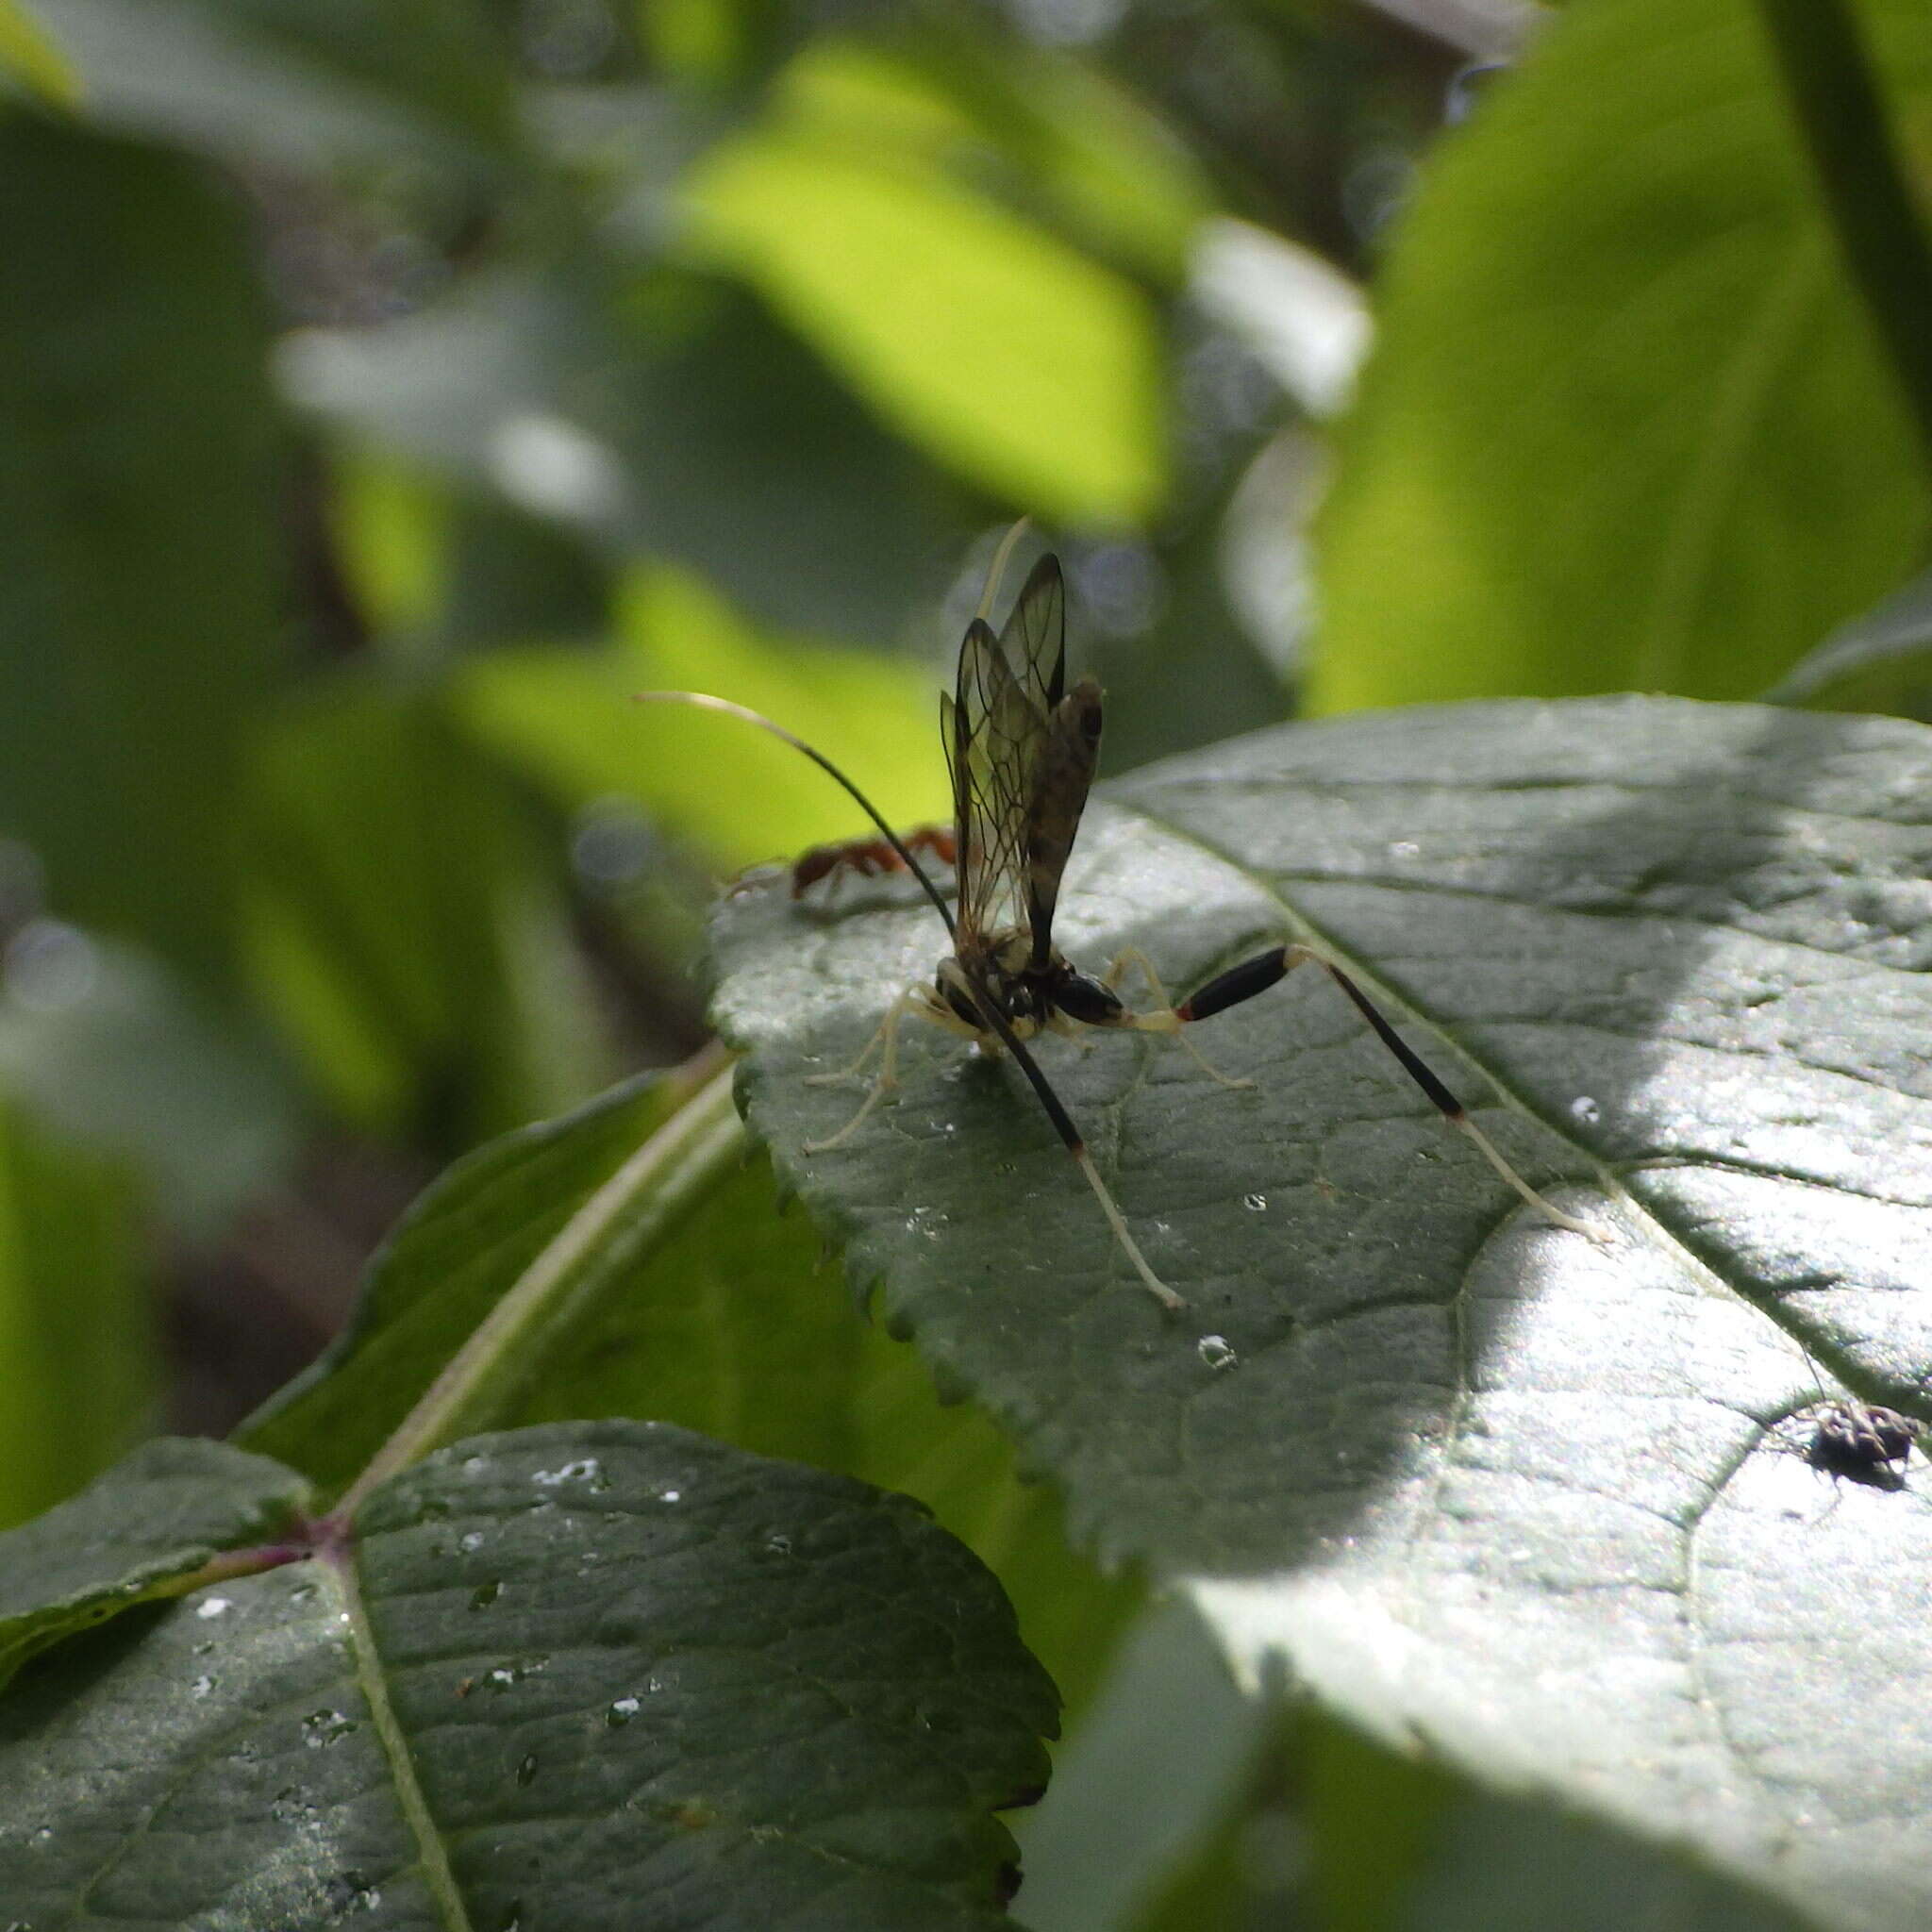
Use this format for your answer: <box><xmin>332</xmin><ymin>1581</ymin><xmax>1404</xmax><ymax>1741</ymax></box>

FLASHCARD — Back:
<box><xmin>1807</xmin><ymin>1399</ymin><xmax>1923</xmax><ymax>1486</ymax></box>
<box><xmin>638</xmin><ymin>524</ymin><xmax>1600</xmax><ymax>1310</ymax></box>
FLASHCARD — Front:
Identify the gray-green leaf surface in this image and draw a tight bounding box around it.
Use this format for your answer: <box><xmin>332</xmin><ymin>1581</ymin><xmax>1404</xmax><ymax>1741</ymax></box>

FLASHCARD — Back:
<box><xmin>0</xmin><ymin>1436</ymin><xmax>308</xmax><ymax>1690</ymax></box>
<box><xmin>708</xmin><ymin>695</ymin><xmax>1932</xmax><ymax>1932</ymax></box>
<box><xmin>0</xmin><ymin>1421</ymin><xmax>1057</xmax><ymax>1929</ymax></box>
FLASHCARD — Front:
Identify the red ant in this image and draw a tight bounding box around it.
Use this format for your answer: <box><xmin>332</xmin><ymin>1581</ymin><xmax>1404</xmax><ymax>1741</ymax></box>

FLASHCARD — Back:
<box><xmin>726</xmin><ymin>824</ymin><xmax>957</xmax><ymax>902</ymax></box>
<box><xmin>788</xmin><ymin>824</ymin><xmax>957</xmax><ymax>900</ymax></box>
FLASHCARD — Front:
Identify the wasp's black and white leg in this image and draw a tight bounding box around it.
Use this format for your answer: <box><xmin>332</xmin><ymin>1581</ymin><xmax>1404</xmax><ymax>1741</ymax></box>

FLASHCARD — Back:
<box><xmin>1098</xmin><ymin>944</ymin><xmax>1254</xmax><ymax>1090</ymax></box>
<box><xmin>1174</xmin><ymin>941</ymin><xmax>1602</xmax><ymax>1238</ymax></box>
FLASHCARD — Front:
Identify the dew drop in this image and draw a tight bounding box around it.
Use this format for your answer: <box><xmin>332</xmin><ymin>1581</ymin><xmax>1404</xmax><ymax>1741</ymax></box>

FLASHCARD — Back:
<box><xmin>531</xmin><ymin>1457</ymin><xmax>605</xmax><ymax>1490</ymax></box>
<box><xmin>659</xmin><ymin>1489</ymin><xmax>682</xmax><ymax>1505</ymax></box>
<box><xmin>607</xmin><ymin>1695</ymin><xmax>641</xmax><ymax>1727</ymax></box>
<box><xmin>1241</xmin><ymin>1192</ymin><xmax>1267</xmax><ymax>1212</ymax></box>
<box><xmin>1388</xmin><ymin>840</ymin><xmax>1421</xmax><ymax>859</ymax></box>
<box><xmin>516</xmin><ymin>1753</ymin><xmax>540</xmax><ymax>1788</ymax></box>
<box><xmin>1570</xmin><ymin>1094</ymin><xmax>1602</xmax><ymax>1124</ymax></box>
<box><xmin>195</xmin><ymin>1596</ymin><xmax>232</xmax><ymax>1621</ymax></box>
<box><xmin>190</xmin><ymin>1674</ymin><xmax>215</xmax><ymax>1698</ymax></box>
<box><xmin>459</xmin><ymin>1532</ymin><xmax>485</xmax><ymax>1553</ymax></box>
<box><xmin>764</xmin><ymin>1534</ymin><xmax>792</xmax><ymax>1557</ymax></box>
<box><xmin>471</xmin><ymin>1580</ymin><xmax>502</xmax><ymax>1611</ymax></box>
<box><xmin>1196</xmin><ymin>1334</ymin><xmax>1240</xmax><ymax>1372</ymax></box>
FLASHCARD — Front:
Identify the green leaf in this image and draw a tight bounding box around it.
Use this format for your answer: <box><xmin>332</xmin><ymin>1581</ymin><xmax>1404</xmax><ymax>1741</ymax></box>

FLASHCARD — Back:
<box><xmin>1765</xmin><ymin>561</ymin><xmax>1932</xmax><ymax>718</ymax></box>
<box><xmin>1391</xmin><ymin>1781</ymin><xmax>1818</xmax><ymax>1931</ymax></box>
<box><xmin>241</xmin><ymin>1054</ymin><xmax>1140</xmax><ymax>1716</ymax></box>
<box><xmin>459</xmin><ymin>564</ymin><xmax>952</xmax><ymax>873</ymax></box>
<box><xmin>1011</xmin><ymin>1602</ymin><xmax>1266</xmax><ymax>1932</ymax></box>
<box><xmin>0</xmin><ymin>1098</ymin><xmax>151</xmax><ymax>1529</ymax></box>
<box><xmin>772</xmin><ymin>36</ymin><xmax>1213</xmax><ymax>282</ymax></box>
<box><xmin>242</xmin><ymin>1072</ymin><xmax>677</xmax><ymax>1491</ymax></box>
<box><xmin>685</xmin><ymin>119</ymin><xmax>1167</xmax><ymax>524</ymax></box>
<box><xmin>707</xmin><ymin>695</ymin><xmax>1932</xmax><ymax>1932</ymax></box>
<box><xmin>0</xmin><ymin>1436</ymin><xmax>308</xmax><ymax>1690</ymax></box>
<box><xmin>283</xmin><ymin>270</ymin><xmax>961</xmax><ymax>645</ymax></box>
<box><xmin>1312</xmin><ymin>0</ymin><xmax>1932</xmax><ymax>713</ymax></box>
<box><xmin>27</xmin><ymin>0</ymin><xmax>520</xmax><ymax>166</ymax></box>
<box><xmin>0</xmin><ymin>1422</ymin><xmax>1057</xmax><ymax>1928</ymax></box>
<box><xmin>0</xmin><ymin>117</ymin><xmax>281</xmax><ymax>993</ymax></box>
<box><xmin>242</xmin><ymin>679</ymin><xmax>609</xmax><ymax>1141</ymax></box>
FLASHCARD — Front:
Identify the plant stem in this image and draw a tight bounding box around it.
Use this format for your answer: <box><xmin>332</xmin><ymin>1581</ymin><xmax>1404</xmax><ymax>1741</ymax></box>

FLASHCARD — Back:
<box><xmin>330</xmin><ymin>1055</ymin><xmax>745</xmax><ymax>1522</ymax></box>
<box><xmin>1754</xmin><ymin>0</ymin><xmax>1932</xmax><ymax>475</ymax></box>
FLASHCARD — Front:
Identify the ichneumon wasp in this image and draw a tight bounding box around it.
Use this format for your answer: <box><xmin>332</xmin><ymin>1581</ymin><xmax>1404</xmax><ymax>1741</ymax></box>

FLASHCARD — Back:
<box><xmin>641</xmin><ymin>524</ymin><xmax>1597</xmax><ymax>1309</ymax></box>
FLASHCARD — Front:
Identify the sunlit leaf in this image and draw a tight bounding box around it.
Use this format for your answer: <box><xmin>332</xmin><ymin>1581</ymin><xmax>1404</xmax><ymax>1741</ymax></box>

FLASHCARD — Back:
<box><xmin>458</xmin><ymin>564</ymin><xmax>951</xmax><ymax>871</ymax></box>
<box><xmin>1313</xmin><ymin>0</ymin><xmax>1932</xmax><ymax>712</ymax></box>
<box><xmin>328</xmin><ymin>450</ymin><xmax>454</xmax><ymax>638</ymax></box>
<box><xmin>686</xmin><ymin>123</ymin><xmax>1167</xmax><ymax>524</ymax></box>
<box><xmin>774</xmin><ymin>36</ymin><xmax>1212</xmax><ymax>281</ymax></box>
<box><xmin>708</xmin><ymin>695</ymin><xmax>1932</xmax><ymax>1932</ymax></box>
<box><xmin>0</xmin><ymin>0</ymin><xmax>78</xmax><ymax>103</ymax></box>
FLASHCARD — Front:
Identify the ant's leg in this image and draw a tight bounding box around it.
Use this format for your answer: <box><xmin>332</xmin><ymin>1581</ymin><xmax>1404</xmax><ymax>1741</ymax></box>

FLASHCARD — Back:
<box><xmin>1103</xmin><ymin>944</ymin><xmax>1253</xmax><ymax>1090</ymax></box>
<box><xmin>1175</xmin><ymin>941</ymin><xmax>1600</xmax><ymax>1238</ymax></box>
<box><xmin>804</xmin><ymin>987</ymin><xmax>974</xmax><ymax>1152</ymax></box>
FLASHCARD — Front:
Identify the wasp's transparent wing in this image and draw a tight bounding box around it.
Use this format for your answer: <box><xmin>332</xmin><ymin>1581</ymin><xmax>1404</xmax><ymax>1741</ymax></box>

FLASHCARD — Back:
<box><xmin>998</xmin><ymin>555</ymin><xmax>1066</xmax><ymax>713</ymax></box>
<box><xmin>947</xmin><ymin>616</ymin><xmax>1041</xmax><ymax>950</ymax></box>
<box><xmin>997</xmin><ymin>556</ymin><xmax>1102</xmax><ymax>965</ymax></box>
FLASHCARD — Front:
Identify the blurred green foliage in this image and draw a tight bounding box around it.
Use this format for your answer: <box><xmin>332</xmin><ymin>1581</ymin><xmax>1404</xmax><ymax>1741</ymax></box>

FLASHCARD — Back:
<box><xmin>1</xmin><ymin>0</ymin><xmax>1929</xmax><ymax>1925</ymax></box>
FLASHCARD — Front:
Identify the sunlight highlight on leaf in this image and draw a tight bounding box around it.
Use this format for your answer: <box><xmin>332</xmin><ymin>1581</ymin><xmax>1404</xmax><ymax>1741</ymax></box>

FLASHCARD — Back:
<box><xmin>686</xmin><ymin>128</ymin><xmax>1167</xmax><ymax>524</ymax></box>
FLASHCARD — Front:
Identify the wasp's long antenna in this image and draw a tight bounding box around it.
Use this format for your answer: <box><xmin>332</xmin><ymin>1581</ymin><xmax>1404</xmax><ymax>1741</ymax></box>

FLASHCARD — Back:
<box><xmin>975</xmin><ymin>517</ymin><xmax>1033</xmax><ymax>623</ymax></box>
<box><xmin>633</xmin><ymin>691</ymin><xmax>957</xmax><ymax>941</ymax></box>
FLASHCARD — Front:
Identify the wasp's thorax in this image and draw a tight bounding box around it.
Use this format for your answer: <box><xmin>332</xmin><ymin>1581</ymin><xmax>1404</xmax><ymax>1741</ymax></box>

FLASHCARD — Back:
<box><xmin>938</xmin><ymin>934</ymin><xmax>1126</xmax><ymax>1035</ymax></box>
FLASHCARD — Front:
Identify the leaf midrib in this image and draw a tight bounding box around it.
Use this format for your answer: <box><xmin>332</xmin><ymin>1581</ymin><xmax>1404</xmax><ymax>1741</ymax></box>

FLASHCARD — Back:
<box><xmin>332</xmin><ymin>1545</ymin><xmax>475</xmax><ymax>1931</ymax></box>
